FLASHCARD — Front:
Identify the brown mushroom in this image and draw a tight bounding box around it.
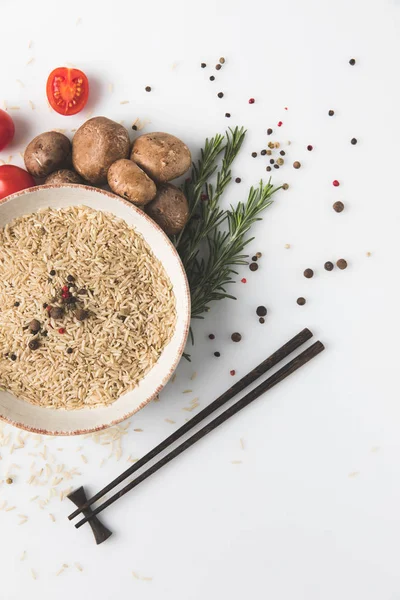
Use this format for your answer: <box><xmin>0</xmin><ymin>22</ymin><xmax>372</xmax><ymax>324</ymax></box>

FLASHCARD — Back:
<box><xmin>45</xmin><ymin>169</ymin><xmax>84</xmax><ymax>185</ymax></box>
<box><xmin>131</xmin><ymin>132</ymin><xmax>191</xmax><ymax>183</ymax></box>
<box><xmin>107</xmin><ymin>159</ymin><xmax>157</xmax><ymax>206</ymax></box>
<box><xmin>24</xmin><ymin>132</ymin><xmax>71</xmax><ymax>178</ymax></box>
<box><xmin>145</xmin><ymin>183</ymin><xmax>189</xmax><ymax>236</ymax></box>
<box><xmin>72</xmin><ymin>117</ymin><xmax>130</xmax><ymax>184</ymax></box>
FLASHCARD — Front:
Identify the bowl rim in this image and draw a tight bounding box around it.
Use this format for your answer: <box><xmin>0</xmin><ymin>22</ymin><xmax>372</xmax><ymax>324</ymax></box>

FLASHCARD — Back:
<box><xmin>0</xmin><ymin>183</ymin><xmax>191</xmax><ymax>435</ymax></box>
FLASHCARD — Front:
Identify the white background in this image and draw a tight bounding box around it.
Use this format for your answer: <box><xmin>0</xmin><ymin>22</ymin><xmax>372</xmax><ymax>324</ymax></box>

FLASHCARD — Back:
<box><xmin>0</xmin><ymin>0</ymin><xmax>399</xmax><ymax>598</ymax></box>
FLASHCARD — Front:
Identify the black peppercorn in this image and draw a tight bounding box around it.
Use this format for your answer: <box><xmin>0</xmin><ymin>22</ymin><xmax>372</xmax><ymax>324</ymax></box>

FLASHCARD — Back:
<box><xmin>249</xmin><ymin>262</ymin><xmax>258</xmax><ymax>271</ymax></box>
<box><xmin>29</xmin><ymin>319</ymin><xmax>41</xmax><ymax>333</ymax></box>
<box><xmin>267</xmin><ymin>128</ymin><xmax>273</xmax><ymax>135</ymax></box>
<box><xmin>43</xmin><ymin>303</ymin><xmax>48</xmax><ymax>309</ymax></box>
<box><xmin>10</xmin><ymin>354</ymin><xmax>16</xmax><ymax>361</ymax></box>
<box><xmin>259</xmin><ymin>317</ymin><xmax>265</xmax><ymax>324</ymax></box>
<box><xmin>256</xmin><ymin>306</ymin><xmax>267</xmax><ymax>317</ymax></box>
<box><xmin>324</xmin><ymin>261</ymin><xmax>334</xmax><ymax>271</ymax></box>
<box><xmin>214</xmin><ymin>351</ymin><xmax>220</xmax><ymax>357</ymax></box>
<box><xmin>266</xmin><ymin>166</ymin><xmax>272</xmax><ymax>172</ymax></box>
<box><xmin>77</xmin><ymin>288</ymin><xmax>88</xmax><ymax>295</ymax></box>
<box><xmin>225</xmin><ymin>113</ymin><xmax>231</xmax><ymax>118</ymax></box>
<box><xmin>303</xmin><ymin>269</ymin><xmax>314</xmax><ymax>279</ymax></box>
<box><xmin>336</xmin><ymin>259</ymin><xmax>348</xmax><ymax>270</ymax></box>
<box><xmin>14</xmin><ymin>301</ymin><xmax>20</xmax><ymax>307</ymax></box>
<box><xmin>251</xmin><ymin>152</ymin><xmax>257</xmax><ymax>158</ymax></box>
<box><xmin>75</xmin><ymin>308</ymin><xmax>88</xmax><ymax>321</ymax></box>
<box><xmin>209</xmin><ymin>76</ymin><xmax>215</xmax><ymax>81</ymax></box>
<box><xmin>28</xmin><ymin>339</ymin><xmax>40</xmax><ymax>350</ymax></box>
<box><xmin>252</xmin><ymin>255</ymin><xmax>258</xmax><ymax>261</ymax></box>
<box><xmin>208</xmin><ymin>334</ymin><xmax>215</xmax><ymax>340</ymax></box>
<box><xmin>67</xmin><ymin>275</ymin><xmax>75</xmax><ymax>282</ymax></box>
<box><xmin>260</xmin><ymin>149</ymin><xmax>266</xmax><ymax>156</ymax></box>
<box><xmin>215</xmin><ymin>64</ymin><xmax>222</xmax><ymax>70</ymax></box>
<box><xmin>282</xmin><ymin>183</ymin><xmax>289</xmax><ymax>190</ymax></box>
<box><xmin>328</xmin><ymin>109</ymin><xmax>334</xmax><ymax>116</ymax></box>
<box><xmin>274</xmin><ymin>164</ymin><xmax>279</xmax><ymax>169</ymax></box>
<box><xmin>49</xmin><ymin>270</ymin><xmax>56</xmax><ymax>276</ymax></box>
<box><xmin>50</xmin><ymin>307</ymin><xmax>64</xmax><ymax>320</ymax></box>
<box><xmin>65</xmin><ymin>296</ymin><xmax>77</xmax><ymax>305</ymax></box>
<box><xmin>293</xmin><ymin>161</ymin><xmax>301</xmax><ymax>169</ymax></box>
<box><xmin>201</xmin><ymin>62</ymin><xmax>206</xmax><ymax>68</ymax></box>
<box><xmin>132</xmin><ymin>125</ymin><xmax>138</xmax><ymax>131</ymax></box>
<box><xmin>217</xmin><ymin>92</ymin><xmax>224</xmax><ymax>98</ymax></box>
<box><xmin>280</xmin><ymin>150</ymin><xmax>285</xmax><ymax>156</ymax></box>
<box><xmin>351</xmin><ymin>138</ymin><xmax>357</xmax><ymax>145</ymax></box>
<box><xmin>269</xmin><ymin>158</ymin><xmax>275</xmax><ymax>164</ymax></box>
<box><xmin>235</xmin><ymin>177</ymin><xmax>241</xmax><ymax>183</ymax></box>
<box><xmin>41</xmin><ymin>330</ymin><xmax>48</xmax><ymax>337</ymax></box>
<box><xmin>297</xmin><ymin>297</ymin><xmax>306</xmax><ymax>306</ymax></box>
<box><xmin>349</xmin><ymin>58</ymin><xmax>356</xmax><ymax>65</ymax></box>
<box><xmin>67</xmin><ymin>347</ymin><xmax>73</xmax><ymax>354</ymax></box>
<box><xmin>333</xmin><ymin>201</ymin><xmax>344</xmax><ymax>213</ymax></box>
<box><xmin>231</xmin><ymin>332</ymin><xmax>242</xmax><ymax>342</ymax></box>
<box><xmin>145</xmin><ymin>86</ymin><xmax>151</xmax><ymax>92</ymax></box>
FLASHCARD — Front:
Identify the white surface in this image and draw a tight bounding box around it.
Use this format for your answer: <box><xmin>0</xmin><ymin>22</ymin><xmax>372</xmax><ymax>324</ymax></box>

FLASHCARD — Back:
<box><xmin>0</xmin><ymin>185</ymin><xmax>190</xmax><ymax>434</ymax></box>
<box><xmin>0</xmin><ymin>0</ymin><xmax>399</xmax><ymax>598</ymax></box>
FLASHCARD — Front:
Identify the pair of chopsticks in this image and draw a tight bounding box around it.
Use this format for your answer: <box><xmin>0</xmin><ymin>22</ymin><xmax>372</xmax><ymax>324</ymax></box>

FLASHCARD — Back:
<box><xmin>68</xmin><ymin>328</ymin><xmax>324</xmax><ymax>538</ymax></box>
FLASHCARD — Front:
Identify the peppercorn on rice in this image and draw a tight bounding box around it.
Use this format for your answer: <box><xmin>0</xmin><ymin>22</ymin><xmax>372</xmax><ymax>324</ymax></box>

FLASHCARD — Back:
<box><xmin>0</xmin><ymin>206</ymin><xmax>176</xmax><ymax>409</ymax></box>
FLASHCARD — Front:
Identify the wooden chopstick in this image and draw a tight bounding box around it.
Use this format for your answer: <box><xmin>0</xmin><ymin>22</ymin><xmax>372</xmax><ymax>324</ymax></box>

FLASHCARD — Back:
<box><xmin>68</xmin><ymin>328</ymin><xmax>312</xmax><ymax>522</ymax></box>
<box><xmin>74</xmin><ymin>339</ymin><xmax>324</xmax><ymax>529</ymax></box>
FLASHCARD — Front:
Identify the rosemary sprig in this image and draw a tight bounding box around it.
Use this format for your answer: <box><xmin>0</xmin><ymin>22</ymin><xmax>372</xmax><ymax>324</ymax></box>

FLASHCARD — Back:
<box><xmin>176</xmin><ymin>126</ymin><xmax>280</xmax><ymax>327</ymax></box>
<box><xmin>189</xmin><ymin>180</ymin><xmax>280</xmax><ymax>318</ymax></box>
<box><xmin>176</xmin><ymin>127</ymin><xmax>246</xmax><ymax>271</ymax></box>
<box><xmin>174</xmin><ymin>133</ymin><xmax>225</xmax><ymax>250</ymax></box>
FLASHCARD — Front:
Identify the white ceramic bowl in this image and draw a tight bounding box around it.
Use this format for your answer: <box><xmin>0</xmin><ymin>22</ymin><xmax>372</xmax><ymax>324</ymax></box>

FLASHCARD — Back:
<box><xmin>0</xmin><ymin>184</ymin><xmax>190</xmax><ymax>435</ymax></box>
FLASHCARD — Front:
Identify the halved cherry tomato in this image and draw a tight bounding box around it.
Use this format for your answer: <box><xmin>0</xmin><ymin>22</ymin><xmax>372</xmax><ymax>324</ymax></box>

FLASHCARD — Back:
<box><xmin>0</xmin><ymin>110</ymin><xmax>15</xmax><ymax>151</ymax></box>
<box><xmin>0</xmin><ymin>165</ymin><xmax>36</xmax><ymax>200</ymax></box>
<box><xmin>46</xmin><ymin>67</ymin><xmax>89</xmax><ymax>116</ymax></box>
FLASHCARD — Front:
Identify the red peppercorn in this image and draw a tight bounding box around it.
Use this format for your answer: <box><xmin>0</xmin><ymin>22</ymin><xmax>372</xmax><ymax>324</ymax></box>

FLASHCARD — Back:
<box><xmin>284</xmin><ymin>107</ymin><xmax>288</xmax><ymax>110</ymax></box>
<box><xmin>277</xmin><ymin>121</ymin><xmax>283</xmax><ymax>127</ymax></box>
<box><xmin>241</xmin><ymin>278</ymin><xmax>247</xmax><ymax>283</ymax></box>
<box><xmin>46</xmin><ymin>305</ymin><xmax>52</xmax><ymax>312</ymax></box>
<box><xmin>332</xmin><ymin>180</ymin><xmax>340</xmax><ymax>187</ymax></box>
<box><xmin>307</xmin><ymin>145</ymin><xmax>313</xmax><ymax>151</ymax></box>
<box><xmin>248</xmin><ymin>98</ymin><xmax>255</xmax><ymax>104</ymax></box>
<box><xmin>230</xmin><ymin>370</ymin><xmax>236</xmax><ymax>376</ymax></box>
<box><xmin>58</xmin><ymin>328</ymin><xmax>66</xmax><ymax>334</ymax></box>
<box><xmin>62</xmin><ymin>285</ymin><xmax>69</xmax><ymax>292</ymax></box>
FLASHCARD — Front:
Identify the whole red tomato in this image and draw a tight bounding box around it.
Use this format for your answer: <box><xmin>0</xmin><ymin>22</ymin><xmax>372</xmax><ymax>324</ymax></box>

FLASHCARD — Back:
<box><xmin>46</xmin><ymin>67</ymin><xmax>89</xmax><ymax>116</ymax></box>
<box><xmin>0</xmin><ymin>165</ymin><xmax>36</xmax><ymax>200</ymax></box>
<box><xmin>0</xmin><ymin>110</ymin><xmax>15</xmax><ymax>151</ymax></box>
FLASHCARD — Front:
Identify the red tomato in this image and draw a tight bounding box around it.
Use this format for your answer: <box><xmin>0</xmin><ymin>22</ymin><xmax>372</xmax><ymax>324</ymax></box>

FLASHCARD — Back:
<box><xmin>0</xmin><ymin>165</ymin><xmax>36</xmax><ymax>200</ymax></box>
<box><xmin>46</xmin><ymin>67</ymin><xmax>89</xmax><ymax>116</ymax></box>
<box><xmin>0</xmin><ymin>109</ymin><xmax>15</xmax><ymax>151</ymax></box>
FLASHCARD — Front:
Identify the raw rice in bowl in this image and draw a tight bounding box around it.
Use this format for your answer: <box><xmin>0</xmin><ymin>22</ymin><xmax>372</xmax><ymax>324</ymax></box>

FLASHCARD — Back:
<box><xmin>0</xmin><ymin>185</ymin><xmax>190</xmax><ymax>435</ymax></box>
